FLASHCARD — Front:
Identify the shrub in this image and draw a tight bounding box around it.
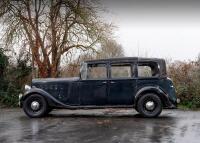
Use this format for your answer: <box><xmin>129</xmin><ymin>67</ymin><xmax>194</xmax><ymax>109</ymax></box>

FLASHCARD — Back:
<box><xmin>168</xmin><ymin>60</ymin><xmax>200</xmax><ymax>109</ymax></box>
<box><xmin>0</xmin><ymin>49</ymin><xmax>32</xmax><ymax>107</ymax></box>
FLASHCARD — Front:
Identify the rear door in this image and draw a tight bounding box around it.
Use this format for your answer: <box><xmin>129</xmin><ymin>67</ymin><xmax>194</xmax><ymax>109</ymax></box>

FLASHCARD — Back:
<box><xmin>108</xmin><ymin>62</ymin><xmax>136</xmax><ymax>105</ymax></box>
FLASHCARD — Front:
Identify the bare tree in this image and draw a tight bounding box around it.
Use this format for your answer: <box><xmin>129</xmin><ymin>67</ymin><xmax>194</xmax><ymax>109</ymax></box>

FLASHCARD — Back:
<box><xmin>96</xmin><ymin>38</ymin><xmax>124</xmax><ymax>59</ymax></box>
<box><xmin>61</xmin><ymin>38</ymin><xmax>124</xmax><ymax>77</ymax></box>
<box><xmin>0</xmin><ymin>0</ymin><xmax>111</xmax><ymax>77</ymax></box>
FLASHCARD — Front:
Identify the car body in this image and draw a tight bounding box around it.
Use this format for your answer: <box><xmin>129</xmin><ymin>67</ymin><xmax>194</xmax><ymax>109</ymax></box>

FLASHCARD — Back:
<box><xmin>19</xmin><ymin>57</ymin><xmax>178</xmax><ymax>118</ymax></box>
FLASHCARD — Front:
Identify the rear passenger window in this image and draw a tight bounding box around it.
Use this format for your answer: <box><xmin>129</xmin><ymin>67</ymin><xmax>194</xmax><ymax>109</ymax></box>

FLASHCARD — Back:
<box><xmin>138</xmin><ymin>66</ymin><xmax>152</xmax><ymax>77</ymax></box>
<box><xmin>111</xmin><ymin>64</ymin><xmax>132</xmax><ymax>78</ymax></box>
<box><xmin>138</xmin><ymin>62</ymin><xmax>160</xmax><ymax>78</ymax></box>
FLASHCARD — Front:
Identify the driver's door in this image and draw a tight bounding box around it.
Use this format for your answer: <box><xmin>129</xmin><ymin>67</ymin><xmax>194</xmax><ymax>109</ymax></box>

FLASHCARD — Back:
<box><xmin>79</xmin><ymin>63</ymin><xmax>108</xmax><ymax>105</ymax></box>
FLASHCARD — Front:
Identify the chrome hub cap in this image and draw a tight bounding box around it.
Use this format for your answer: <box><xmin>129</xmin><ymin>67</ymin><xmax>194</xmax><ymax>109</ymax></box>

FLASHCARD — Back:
<box><xmin>145</xmin><ymin>101</ymin><xmax>155</xmax><ymax>111</ymax></box>
<box><xmin>31</xmin><ymin>101</ymin><xmax>40</xmax><ymax>111</ymax></box>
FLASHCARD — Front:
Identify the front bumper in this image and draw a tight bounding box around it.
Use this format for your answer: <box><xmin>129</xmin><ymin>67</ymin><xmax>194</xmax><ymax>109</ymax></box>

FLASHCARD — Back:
<box><xmin>19</xmin><ymin>85</ymin><xmax>32</xmax><ymax>107</ymax></box>
<box><xmin>18</xmin><ymin>93</ymin><xmax>23</xmax><ymax>108</ymax></box>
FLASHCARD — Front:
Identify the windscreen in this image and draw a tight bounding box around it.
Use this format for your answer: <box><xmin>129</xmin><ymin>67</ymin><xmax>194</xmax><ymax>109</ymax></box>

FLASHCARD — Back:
<box><xmin>80</xmin><ymin>62</ymin><xmax>87</xmax><ymax>80</ymax></box>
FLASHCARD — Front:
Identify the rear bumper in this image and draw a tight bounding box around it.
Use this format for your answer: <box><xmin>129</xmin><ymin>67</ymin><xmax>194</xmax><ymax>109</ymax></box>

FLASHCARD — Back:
<box><xmin>165</xmin><ymin>98</ymin><xmax>180</xmax><ymax>109</ymax></box>
<box><xmin>164</xmin><ymin>103</ymin><xmax>177</xmax><ymax>109</ymax></box>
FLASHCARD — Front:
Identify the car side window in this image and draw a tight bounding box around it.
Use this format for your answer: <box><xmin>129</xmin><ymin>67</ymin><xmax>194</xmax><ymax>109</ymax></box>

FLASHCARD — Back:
<box><xmin>138</xmin><ymin>62</ymin><xmax>160</xmax><ymax>78</ymax></box>
<box><xmin>87</xmin><ymin>64</ymin><xmax>107</xmax><ymax>79</ymax></box>
<box><xmin>111</xmin><ymin>63</ymin><xmax>132</xmax><ymax>78</ymax></box>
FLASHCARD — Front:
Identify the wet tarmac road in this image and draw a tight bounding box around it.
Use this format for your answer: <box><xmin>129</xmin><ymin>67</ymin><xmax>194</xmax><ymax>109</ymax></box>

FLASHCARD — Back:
<box><xmin>0</xmin><ymin>109</ymin><xmax>200</xmax><ymax>143</ymax></box>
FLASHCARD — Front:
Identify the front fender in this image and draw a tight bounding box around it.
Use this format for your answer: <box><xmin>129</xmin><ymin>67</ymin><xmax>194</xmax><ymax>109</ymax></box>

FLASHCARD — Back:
<box><xmin>134</xmin><ymin>86</ymin><xmax>174</xmax><ymax>108</ymax></box>
<box><xmin>20</xmin><ymin>88</ymin><xmax>70</xmax><ymax>108</ymax></box>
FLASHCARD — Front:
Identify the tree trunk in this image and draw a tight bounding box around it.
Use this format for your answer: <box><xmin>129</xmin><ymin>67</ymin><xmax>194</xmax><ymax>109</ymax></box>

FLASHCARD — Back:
<box><xmin>37</xmin><ymin>64</ymin><xmax>49</xmax><ymax>78</ymax></box>
<box><xmin>37</xmin><ymin>62</ymin><xmax>59</xmax><ymax>78</ymax></box>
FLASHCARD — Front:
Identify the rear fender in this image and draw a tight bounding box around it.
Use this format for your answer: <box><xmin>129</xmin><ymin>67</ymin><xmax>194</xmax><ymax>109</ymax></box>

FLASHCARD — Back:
<box><xmin>134</xmin><ymin>86</ymin><xmax>172</xmax><ymax>107</ymax></box>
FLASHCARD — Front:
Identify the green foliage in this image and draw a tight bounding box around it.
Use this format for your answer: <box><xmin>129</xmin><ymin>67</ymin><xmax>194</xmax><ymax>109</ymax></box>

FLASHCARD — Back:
<box><xmin>0</xmin><ymin>85</ymin><xmax>20</xmax><ymax>107</ymax></box>
<box><xmin>0</xmin><ymin>48</ymin><xmax>8</xmax><ymax>79</ymax></box>
<box><xmin>0</xmin><ymin>49</ymin><xmax>32</xmax><ymax>107</ymax></box>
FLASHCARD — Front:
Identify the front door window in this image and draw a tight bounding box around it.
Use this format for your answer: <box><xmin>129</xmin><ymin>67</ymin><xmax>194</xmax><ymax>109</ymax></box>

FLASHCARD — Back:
<box><xmin>87</xmin><ymin>64</ymin><xmax>107</xmax><ymax>79</ymax></box>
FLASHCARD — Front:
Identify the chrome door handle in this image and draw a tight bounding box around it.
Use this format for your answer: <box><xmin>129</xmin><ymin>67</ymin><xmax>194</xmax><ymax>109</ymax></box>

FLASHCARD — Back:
<box><xmin>110</xmin><ymin>81</ymin><xmax>116</xmax><ymax>84</ymax></box>
<box><xmin>102</xmin><ymin>81</ymin><xmax>107</xmax><ymax>84</ymax></box>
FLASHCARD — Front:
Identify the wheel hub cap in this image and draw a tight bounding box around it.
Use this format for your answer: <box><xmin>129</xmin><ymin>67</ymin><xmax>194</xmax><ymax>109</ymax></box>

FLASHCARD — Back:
<box><xmin>145</xmin><ymin>101</ymin><xmax>155</xmax><ymax>111</ymax></box>
<box><xmin>31</xmin><ymin>101</ymin><xmax>40</xmax><ymax>111</ymax></box>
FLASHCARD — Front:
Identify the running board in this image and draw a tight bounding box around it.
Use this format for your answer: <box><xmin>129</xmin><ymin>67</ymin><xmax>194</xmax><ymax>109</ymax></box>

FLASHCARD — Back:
<box><xmin>53</xmin><ymin>105</ymin><xmax>134</xmax><ymax>110</ymax></box>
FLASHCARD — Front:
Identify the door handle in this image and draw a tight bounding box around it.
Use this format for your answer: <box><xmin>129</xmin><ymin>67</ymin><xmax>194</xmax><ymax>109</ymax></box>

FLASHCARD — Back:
<box><xmin>110</xmin><ymin>81</ymin><xmax>116</xmax><ymax>84</ymax></box>
<box><xmin>102</xmin><ymin>81</ymin><xmax>107</xmax><ymax>84</ymax></box>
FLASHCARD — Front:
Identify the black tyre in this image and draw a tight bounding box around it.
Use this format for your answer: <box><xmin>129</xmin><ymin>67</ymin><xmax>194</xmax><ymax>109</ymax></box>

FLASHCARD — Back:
<box><xmin>23</xmin><ymin>94</ymin><xmax>48</xmax><ymax>118</ymax></box>
<box><xmin>137</xmin><ymin>93</ymin><xmax>162</xmax><ymax>118</ymax></box>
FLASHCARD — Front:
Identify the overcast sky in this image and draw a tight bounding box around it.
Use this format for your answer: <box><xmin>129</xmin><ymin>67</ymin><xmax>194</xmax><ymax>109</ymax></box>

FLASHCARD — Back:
<box><xmin>100</xmin><ymin>0</ymin><xmax>200</xmax><ymax>61</ymax></box>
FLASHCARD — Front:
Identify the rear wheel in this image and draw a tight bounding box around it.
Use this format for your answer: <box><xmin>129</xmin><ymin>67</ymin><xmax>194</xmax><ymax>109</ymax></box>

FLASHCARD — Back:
<box><xmin>137</xmin><ymin>93</ymin><xmax>162</xmax><ymax>118</ymax></box>
<box><xmin>23</xmin><ymin>94</ymin><xmax>48</xmax><ymax>118</ymax></box>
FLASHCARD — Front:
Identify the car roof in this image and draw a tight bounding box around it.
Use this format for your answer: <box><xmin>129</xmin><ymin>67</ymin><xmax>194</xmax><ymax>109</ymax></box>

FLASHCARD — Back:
<box><xmin>84</xmin><ymin>57</ymin><xmax>165</xmax><ymax>63</ymax></box>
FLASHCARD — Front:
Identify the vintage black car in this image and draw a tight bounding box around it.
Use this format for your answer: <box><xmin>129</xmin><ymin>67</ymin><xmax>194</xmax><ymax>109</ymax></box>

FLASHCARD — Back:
<box><xmin>19</xmin><ymin>57</ymin><xmax>178</xmax><ymax>118</ymax></box>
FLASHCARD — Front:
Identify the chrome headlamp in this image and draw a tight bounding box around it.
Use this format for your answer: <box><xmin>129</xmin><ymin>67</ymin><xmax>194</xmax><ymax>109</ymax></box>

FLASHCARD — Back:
<box><xmin>18</xmin><ymin>93</ymin><xmax>23</xmax><ymax>107</ymax></box>
<box><xmin>25</xmin><ymin>85</ymin><xmax>31</xmax><ymax>91</ymax></box>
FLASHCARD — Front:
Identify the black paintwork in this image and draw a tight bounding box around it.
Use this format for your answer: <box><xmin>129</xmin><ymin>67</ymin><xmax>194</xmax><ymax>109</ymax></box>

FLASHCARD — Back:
<box><xmin>20</xmin><ymin>57</ymin><xmax>177</xmax><ymax>109</ymax></box>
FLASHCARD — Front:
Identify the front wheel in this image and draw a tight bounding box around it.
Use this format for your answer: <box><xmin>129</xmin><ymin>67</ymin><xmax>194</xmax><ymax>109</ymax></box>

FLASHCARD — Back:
<box><xmin>137</xmin><ymin>93</ymin><xmax>162</xmax><ymax>118</ymax></box>
<box><xmin>23</xmin><ymin>94</ymin><xmax>48</xmax><ymax>118</ymax></box>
